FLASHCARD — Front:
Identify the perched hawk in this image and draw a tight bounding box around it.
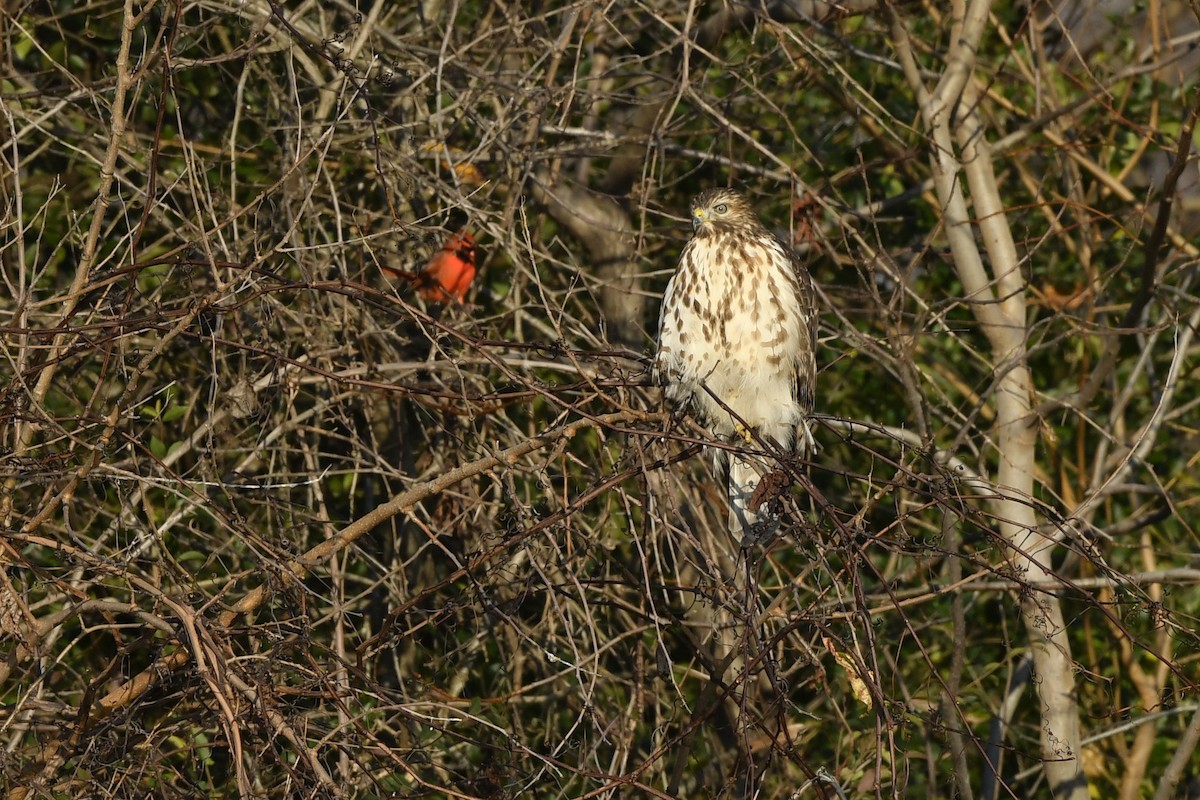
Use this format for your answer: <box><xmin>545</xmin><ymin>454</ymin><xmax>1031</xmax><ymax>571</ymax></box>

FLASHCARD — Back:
<box><xmin>654</xmin><ymin>188</ymin><xmax>818</xmax><ymax>535</ymax></box>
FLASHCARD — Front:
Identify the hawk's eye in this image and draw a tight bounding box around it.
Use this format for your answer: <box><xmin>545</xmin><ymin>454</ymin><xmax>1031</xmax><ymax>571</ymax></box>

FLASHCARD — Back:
<box><xmin>714</xmin><ymin>203</ymin><xmax>729</xmax><ymax>214</ymax></box>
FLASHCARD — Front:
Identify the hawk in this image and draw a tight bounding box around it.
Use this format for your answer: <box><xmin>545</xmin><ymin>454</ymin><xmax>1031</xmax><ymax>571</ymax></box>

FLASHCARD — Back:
<box><xmin>654</xmin><ymin>188</ymin><xmax>818</xmax><ymax>535</ymax></box>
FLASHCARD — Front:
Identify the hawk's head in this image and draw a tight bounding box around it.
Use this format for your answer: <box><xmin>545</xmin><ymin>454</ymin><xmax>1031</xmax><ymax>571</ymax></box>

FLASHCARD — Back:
<box><xmin>689</xmin><ymin>188</ymin><xmax>758</xmax><ymax>236</ymax></box>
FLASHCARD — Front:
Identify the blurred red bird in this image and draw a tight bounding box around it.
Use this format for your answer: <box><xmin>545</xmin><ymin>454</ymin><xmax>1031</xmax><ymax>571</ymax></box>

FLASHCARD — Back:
<box><xmin>385</xmin><ymin>231</ymin><xmax>478</xmax><ymax>304</ymax></box>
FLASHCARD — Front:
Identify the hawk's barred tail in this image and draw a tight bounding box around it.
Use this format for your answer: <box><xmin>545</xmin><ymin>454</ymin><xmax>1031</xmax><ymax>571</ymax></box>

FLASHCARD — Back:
<box><xmin>728</xmin><ymin>454</ymin><xmax>775</xmax><ymax>540</ymax></box>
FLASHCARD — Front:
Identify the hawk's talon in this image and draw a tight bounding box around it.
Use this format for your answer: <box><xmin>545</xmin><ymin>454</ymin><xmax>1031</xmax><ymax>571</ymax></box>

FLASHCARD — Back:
<box><xmin>733</xmin><ymin>423</ymin><xmax>755</xmax><ymax>445</ymax></box>
<box><xmin>740</xmin><ymin>517</ymin><xmax>781</xmax><ymax>550</ymax></box>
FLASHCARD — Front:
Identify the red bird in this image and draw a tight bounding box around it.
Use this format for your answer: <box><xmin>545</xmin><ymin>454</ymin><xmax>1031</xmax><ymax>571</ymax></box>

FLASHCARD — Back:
<box><xmin>385</xmin><ymin>231</ymin><xmax>478</xmax><ymax>304</ymax></box>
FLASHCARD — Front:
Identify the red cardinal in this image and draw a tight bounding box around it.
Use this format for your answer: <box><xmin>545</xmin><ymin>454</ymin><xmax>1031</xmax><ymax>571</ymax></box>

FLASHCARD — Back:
<box><xmin>385</xmin><ymin>231</ymin><xmax>478</xmax><ymax>304</ymax></box>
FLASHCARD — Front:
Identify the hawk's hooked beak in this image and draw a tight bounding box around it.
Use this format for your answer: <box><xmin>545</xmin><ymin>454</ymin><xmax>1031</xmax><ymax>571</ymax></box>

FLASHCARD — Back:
<box><xmin>691</xmin><ymin>209</ymin><xmax>705</xmax><ymax>232</ymax></box>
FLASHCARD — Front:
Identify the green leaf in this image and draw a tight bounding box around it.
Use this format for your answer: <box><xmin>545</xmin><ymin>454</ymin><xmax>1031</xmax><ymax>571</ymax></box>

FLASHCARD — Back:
<box><xmin>162</xmin><ymin>403</ymin><xmax>187</xmax><ymax>422</ymax></box>
<box><xmin>13</xmin><ymin>33</ymin><xmax>33</xmax><ymax>61</ymax></box>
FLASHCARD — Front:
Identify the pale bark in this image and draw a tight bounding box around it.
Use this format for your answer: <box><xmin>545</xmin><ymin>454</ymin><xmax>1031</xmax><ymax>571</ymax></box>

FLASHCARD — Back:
<box><xmin>890</xmin><ymin>1</ymin><xmax>1088</xmax><ymax>797</ymax></box>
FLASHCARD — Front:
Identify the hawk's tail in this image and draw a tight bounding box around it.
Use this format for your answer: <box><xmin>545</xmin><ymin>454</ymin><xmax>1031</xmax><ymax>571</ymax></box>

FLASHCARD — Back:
<box><xmin>725</xmin><ymin>418</ymin><xmax>815</xmax><ymax>539</ymax></box>
<box><xmin>728</xmin><ymin>454</ymin><xmax>771</xmax><ymax>540</ymax></box>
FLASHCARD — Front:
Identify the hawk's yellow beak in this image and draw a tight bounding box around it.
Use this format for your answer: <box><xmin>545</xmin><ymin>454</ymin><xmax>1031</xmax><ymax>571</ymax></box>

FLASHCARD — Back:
<box><xmin>691</xmin><ymin>208</ymin><xmax>705</xmax><ymax>232</ymax></box>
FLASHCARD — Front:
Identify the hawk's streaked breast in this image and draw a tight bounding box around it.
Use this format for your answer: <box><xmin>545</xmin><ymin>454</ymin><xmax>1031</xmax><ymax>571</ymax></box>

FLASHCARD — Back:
<box><xmin>655</xmin><ymin>188</ymin><xmax>817</xmax><ymax>455</ymax></box>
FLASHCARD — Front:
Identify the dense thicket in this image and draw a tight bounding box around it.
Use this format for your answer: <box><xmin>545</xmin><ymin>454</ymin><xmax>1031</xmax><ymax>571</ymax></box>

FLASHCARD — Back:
<box><xmin>2</xmin><ymin>1</ymin><xmax>1198</xmax><ymax>798</ymax></box>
